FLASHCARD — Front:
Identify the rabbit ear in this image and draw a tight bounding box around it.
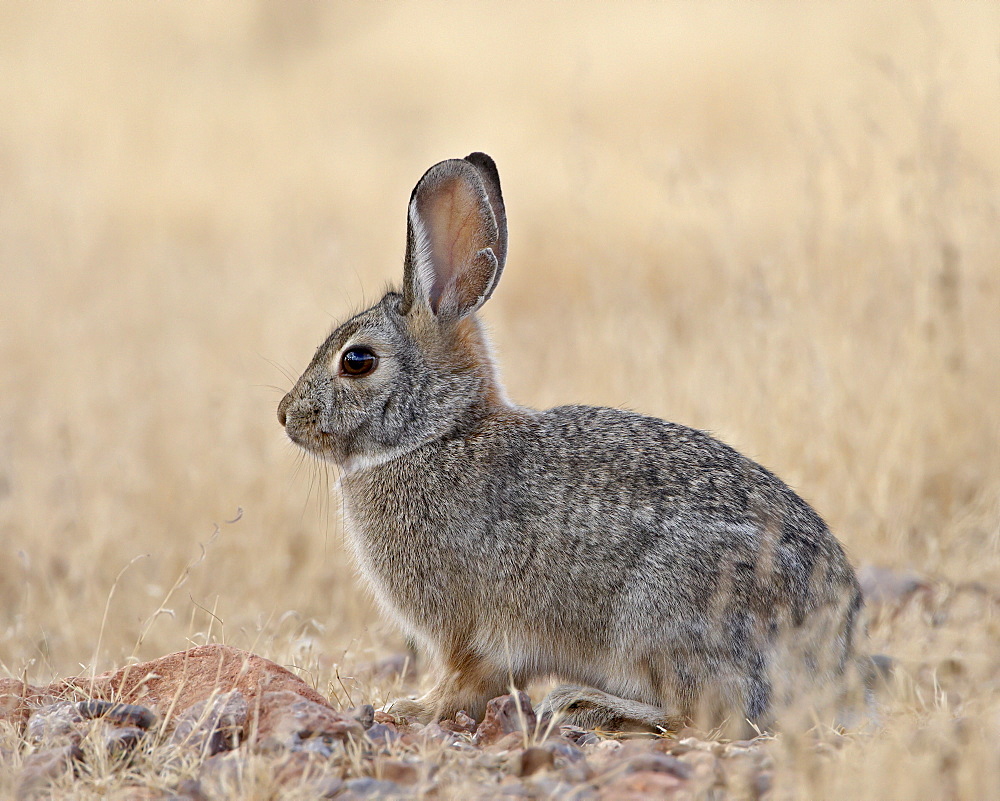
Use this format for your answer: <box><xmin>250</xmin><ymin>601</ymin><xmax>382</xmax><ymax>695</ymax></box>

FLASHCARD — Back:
<box><xmin>402</xmin><ymin>155</ymin><xmax>506</xmax><ymax>320</ymax></box>
<box><xmin>463</xmin><ymin>152</ymin><xmax>507</xmax><ymax>302</ymax></box>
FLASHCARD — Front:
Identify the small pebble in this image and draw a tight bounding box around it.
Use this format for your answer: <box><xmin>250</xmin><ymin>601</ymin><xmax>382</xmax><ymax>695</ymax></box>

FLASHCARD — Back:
<box><xmin>366</xmin><ymin>722</ymin><xmax>400</xmax><ymax>747</ymax></box>
<box><xmin>348</xmin><ymin>704</ymin><xmax>375</xmax><ymax>730</ymax></box>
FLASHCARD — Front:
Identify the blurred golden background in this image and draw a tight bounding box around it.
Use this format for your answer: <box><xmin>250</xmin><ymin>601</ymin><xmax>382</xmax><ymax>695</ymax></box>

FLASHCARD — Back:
<box><xmin>1</xmin><ymin>3</ymin><xmax>999</xmax><ymax>794</ymax></box>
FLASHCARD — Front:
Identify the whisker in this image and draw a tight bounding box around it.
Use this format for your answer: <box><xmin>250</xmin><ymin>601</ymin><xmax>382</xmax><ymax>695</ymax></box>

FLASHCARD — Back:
<box><xmin>259</xmin><ymin>353</ymin><xmax>298</xmax><ymax>386</ymax></box>
<box><xmin>256</xmin><ymin>384</ymin><xmax>291</xmax><ymax>395</ymax></box>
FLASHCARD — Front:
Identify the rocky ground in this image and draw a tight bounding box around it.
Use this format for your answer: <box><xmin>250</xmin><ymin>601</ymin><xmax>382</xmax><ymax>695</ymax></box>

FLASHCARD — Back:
<box><xmin>0</xmin><ymin>643</ymin><xmax>783</xmax><ymax>800</ymax></box>
<box><xmin>3</xmin><ymin>566</ymin><xmax>996</xmax><ymax>800</ymax></box>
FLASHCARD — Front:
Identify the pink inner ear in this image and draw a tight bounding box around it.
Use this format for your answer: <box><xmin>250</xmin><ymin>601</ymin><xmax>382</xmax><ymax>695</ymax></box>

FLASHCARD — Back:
<box><xmin>415</xmin><ymin>174</ymin><xmax>497</xmax><ymax>312</ymax></box>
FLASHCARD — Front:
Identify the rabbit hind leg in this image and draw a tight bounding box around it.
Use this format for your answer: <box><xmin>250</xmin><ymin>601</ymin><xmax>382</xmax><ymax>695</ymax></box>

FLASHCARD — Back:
<box><xmin>538</xmin><ymin>684</ymin><xmax>685</xmax><ymax>733</ymax></box>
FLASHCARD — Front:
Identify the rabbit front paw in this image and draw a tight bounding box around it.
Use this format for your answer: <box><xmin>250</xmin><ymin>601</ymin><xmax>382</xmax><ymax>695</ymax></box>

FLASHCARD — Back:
<box><xmin>386</xmin><ymin>696</ymin><xmax>434</xmax><ymax>724</ymax></box>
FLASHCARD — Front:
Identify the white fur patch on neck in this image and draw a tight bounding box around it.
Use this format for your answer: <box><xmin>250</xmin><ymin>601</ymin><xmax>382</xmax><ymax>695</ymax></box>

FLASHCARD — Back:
<box><xmin>337</xmin><ymin>442</ymin><xmax>419</xmax><ymax>478</ymax></box>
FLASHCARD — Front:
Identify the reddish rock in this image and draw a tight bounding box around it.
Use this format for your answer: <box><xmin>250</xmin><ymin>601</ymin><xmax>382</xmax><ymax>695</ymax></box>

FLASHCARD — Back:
<box><xmin>255</xmin><ymin>690</ymin><xmax>364</xmax><ymax>754</ymax></box>
<box><xmin>17</xmin><ymin>645</ymin><xmax>344</xmax><ymax>752</ymax></box>
<box><xmin>378</xmin><ymin>757</ymin><xmax>420</xmax><ymax>785</ymax></box>
<box><xmin>473</xmin><ymin>692</ymin><xmax>537</xmax><ymax>746</ymax></box>
<box><xmin>0</xmin><ymin>679</ymin><xmax>59</xmax><ymax>734</ymax></box>
<box><xmin>516</xmin><ymin>746</ymin><xmax>555</xmax><ymax>776</ymax></box>
<box><xmin>50</xmin><ymin>645</ymin><xmax>331</xmax><ymax>717</ymax></box>
<box><xmin>439</xmin><ymin>709</ymin><xmax>477</xmax><ymax>734</ymax></box>
<box><xmin>372</xmin><ymin>709</ymin><xmax>396</xmax><ymax>726</ymax></box>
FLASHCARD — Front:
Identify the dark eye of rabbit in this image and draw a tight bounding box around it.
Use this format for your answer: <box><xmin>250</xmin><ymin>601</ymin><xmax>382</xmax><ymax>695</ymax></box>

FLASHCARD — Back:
<box><xmin>340</xmin><ymin>348</ymin><xmax>378</xmax><ymax>377</ymax></box>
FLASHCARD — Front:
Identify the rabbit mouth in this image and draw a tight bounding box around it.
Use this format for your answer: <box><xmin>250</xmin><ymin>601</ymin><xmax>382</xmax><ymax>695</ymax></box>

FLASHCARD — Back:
<box><xmin>285</xmin><ymin>425</ymin><xmax>341</xmax><ymax>462</ymax></box>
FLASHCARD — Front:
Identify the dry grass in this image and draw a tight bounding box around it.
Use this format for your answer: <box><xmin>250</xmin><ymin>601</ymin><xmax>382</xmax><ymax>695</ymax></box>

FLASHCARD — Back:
<box><xmin>1</xmin><ymin>2</ymin><xmax>998</xmax><ymax>798</ymax></box>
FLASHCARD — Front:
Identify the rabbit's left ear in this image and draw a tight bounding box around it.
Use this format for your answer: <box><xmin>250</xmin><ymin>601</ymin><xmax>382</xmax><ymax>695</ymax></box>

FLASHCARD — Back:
<box><xmin>402</xmin><ymin>154</ymin><xmax>507</xmax><ymax>320</ymax></box>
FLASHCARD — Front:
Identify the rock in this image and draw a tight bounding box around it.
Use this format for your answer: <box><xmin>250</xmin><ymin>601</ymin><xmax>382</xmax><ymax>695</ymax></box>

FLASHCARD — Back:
<box><xmin>439</xmin><ymin>709</ymin><xmax>476</xmax><ymax>734</ymax></box>
<box><xmin>560</xmin><ymin>758</ymin><xmax>595</xmax><ymax>783</ymax></box>
<box><xmin>168</xmin><ymin>690</ymin><xmax>248</xmax><ymax>757</ymax></box>
<box><xmin>599</xmin><ymin>769</ymin><xmax>684</xmax><ymax>798</ymax></box>
<box><xmin>373</xmin><ymin>709</ymin><xmax>397</xmax><ymax>726</ymax></box>
<box><xmin>516</xmin><ymin>746</ymin><xmax>555</xmax><ymax>776</ymax></box>
<box><xmin>493</xmin><ymin>777</ymin><xmax>532</xmax><ymax>797</ymax></box>
<box><xmin>378</xmin><ymin>757</ymin><xmax>420</xmax><ymax>785</ymax></box>
<box><xmin>366</xmin><ymin>722</ymin><xmax>399</xmax><ymax>747</ymax></box>
<box><xmin>14</xmin><ymin>744</ymin><xmax>83</xmax><ymax>799</ymax></box>
<box><xmin>173</xmin><ymin>778</ymin><xmax>210</xmax><ymax>801</ymax></box>
<box><xmin>197</xmin><ymin>750</ymin><xmax>245</xmax><ymax>790</ymax></box>
<box><xmin>474</xmin><ymin>692</ymin><xmax>536</xmax><ymax>746</ymax></box>
<box><xmin>24</xmin><ymin>702</ymin><xmax>84</xmax><ymax>747</ymax></box>
<box><xmin>622</xmin><ymin>751</ymin><xmax>692</xmax><ymax>780</ymax></box>
<box><xmin>11</xmin><ymin>644</ymin><xmax>351</xmax><ymax>761</ymax></box>
<box><xmin>309</xmin><ymin>776</ymin><xmax>347</xmax><ymax>798</ymax></box>
<box><xmin>576</xmin><ymin>732</ymin><xmax>601</xmax><ymax>746</ymax></box>
<box><xmin>341</xmin><ymin>777</ymin><xmax>406</xmax><ymax>798</ymax></box>
<box><xmin>755</xmin><ymin>770</ymin><xmax>774</xmax><ymax>797</ymax></box>
<box><xmin>50</xmin><ymin>644</ymin><xmax>333</xmax><ymax>726</ymax></box>
<box><xmin>348</xmin><ymin>703</ymin><xmax>375</xmax><ymax>730</ymax></box>
<box><xmin>255</xmin><ymin>690</ymin><xmax>364</xmax><ymax>754</ymax></box>
<box><xmin>272</xmin><ymin>750</ymin><xmax>344</xmax><ymax>796</ymax></box>
<box><xmin>678</xmin><ymin>748</ymin><xmax>722</xmax><ymax>792</ymax></box>
<box><xmin>0</xmin><ymin>679</ymin><xmax>57</xmax><ymax>734</ymax></box>
<box><xmin>417</xmin><ymin>721</ymin><xmax>459</xmax><ymax>746</ymax></box>
<box><xmin>76</xmin><ymin>699</ymin><xmax>158</xmax><ymax>729</ymax></box>
<box><xmin>483</xmin><ymin>731</ymin><xmax>524</xmax><ymax>752</ymax></box>
<box><xmin>102</xmin><ymin>725</ymin><xmax>146</xmax><ymax>759</ymax></box>
<box><xmin>658</xmin><ymin>738</ymin><xmax>694</xmax><ymax>756</ymax></box>
<box><xmin>556</xmin><ymin>724</ymin><xmax>590</xmax><ymax>743</ymax></box>
<box><xmin>540</xmin><ymin>739</ymin><xmax>585</xmax><ymax>764</ymax></box>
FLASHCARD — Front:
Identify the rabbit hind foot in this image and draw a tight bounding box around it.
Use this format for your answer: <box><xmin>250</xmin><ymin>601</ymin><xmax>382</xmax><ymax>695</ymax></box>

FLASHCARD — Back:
<box><xmin>539</xmin><ymin>684</ymin><xmax>685</xmax><ymax>733</ymax></box>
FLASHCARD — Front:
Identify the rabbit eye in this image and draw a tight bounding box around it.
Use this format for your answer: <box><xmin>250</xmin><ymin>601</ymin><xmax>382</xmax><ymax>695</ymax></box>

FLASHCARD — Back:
<box><xmin>340</xmin><ymin>347</ymin><xmax>378</xmax><ymax>377</ymax></box>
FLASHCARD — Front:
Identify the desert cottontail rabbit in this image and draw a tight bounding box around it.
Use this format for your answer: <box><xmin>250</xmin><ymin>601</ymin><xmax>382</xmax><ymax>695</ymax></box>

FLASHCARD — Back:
<box><xmin>278</xmin><ymin>153</ymin><xmax>868</xmax><ymax>734</ymax></box>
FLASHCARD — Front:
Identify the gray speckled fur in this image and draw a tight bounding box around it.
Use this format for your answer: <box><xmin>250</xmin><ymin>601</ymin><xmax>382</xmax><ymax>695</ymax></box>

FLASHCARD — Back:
<box><xmin>279</xmin><ymin>153</ymin><xmax>865</xmax><ymax>733</ymax></box>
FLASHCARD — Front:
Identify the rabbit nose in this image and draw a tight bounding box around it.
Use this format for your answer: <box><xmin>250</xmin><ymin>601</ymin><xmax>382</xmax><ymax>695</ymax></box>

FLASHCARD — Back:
<box><xmin>277</xmin><ymin>394</ymin><xmax>291</xmax><ymax>427</ymax></box>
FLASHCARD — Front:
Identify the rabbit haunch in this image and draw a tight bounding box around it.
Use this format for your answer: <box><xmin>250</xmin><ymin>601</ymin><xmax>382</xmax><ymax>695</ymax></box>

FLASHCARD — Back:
<box><xmin>279</xmin><ymin>152</ymin><xmax>867</xmax><ymax>734</ymax></box>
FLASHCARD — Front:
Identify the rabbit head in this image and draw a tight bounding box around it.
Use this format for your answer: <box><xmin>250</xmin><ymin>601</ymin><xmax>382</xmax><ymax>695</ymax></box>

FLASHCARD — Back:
<box><xmin>278</xmin><ymin>153</ymin><xmax>509</xmax><ymax>473</ymax></box>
